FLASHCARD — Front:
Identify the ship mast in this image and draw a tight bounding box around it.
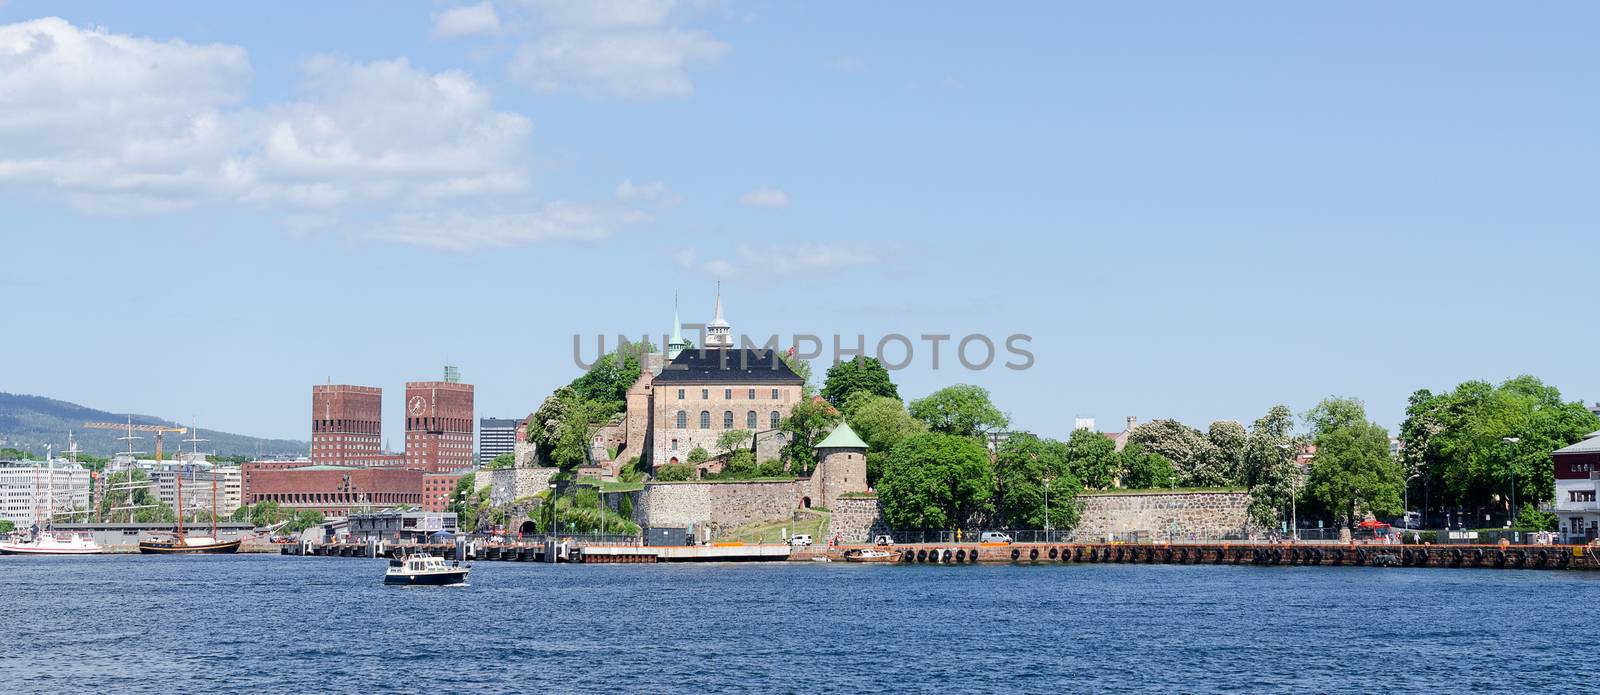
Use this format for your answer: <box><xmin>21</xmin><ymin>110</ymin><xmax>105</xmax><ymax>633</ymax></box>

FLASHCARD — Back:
<box><xmin>185</xmin><ymin>424</ymin><xmax>210</xmax><ymax>538</ymax></box>
<box><xmin>45</xmin><ymin>444</ymin><xmax>53</xmax><ymax>532</ymax></box>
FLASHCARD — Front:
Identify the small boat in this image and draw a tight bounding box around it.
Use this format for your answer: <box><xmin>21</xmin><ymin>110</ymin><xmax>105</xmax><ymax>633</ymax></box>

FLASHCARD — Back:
<box><xmin>138</xmin><ymin>535</ymin><xmax>242</xmax><ymax>554</ymax></box>
<box><xmin>842</xmin><ymin>548</ymin><xmax>894</xmax><ymax>563</ymax></box>
<box><xmin>0</xmin><ymin>531</ymin><xmax>103</xmax><ymax>555</ymax></box>
<box><xmin>385</xmin><ymin>554</ymin><xmax>470</xmax><ymax>586</ymax></box>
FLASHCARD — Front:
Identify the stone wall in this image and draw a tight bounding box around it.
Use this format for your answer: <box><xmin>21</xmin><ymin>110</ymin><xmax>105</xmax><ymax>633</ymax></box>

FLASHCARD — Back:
<box><xmin>632</xmin><ymin>479</ymin><xmax>809</xmax><ymax>541</ymax></box>
<box><xmin>1073</xmin><ymin>491</ymin><xmax>1254</xmax><ymax>541</ymax></box>
<box><xmin>826</xmin><ymin>497</ymin><xmax>887</xmax><ymax>544</ymax></box>
<box><xmin>477</xmin><ymin>467</ymin><xmax>558</xmax><ymax>507</ymax></box>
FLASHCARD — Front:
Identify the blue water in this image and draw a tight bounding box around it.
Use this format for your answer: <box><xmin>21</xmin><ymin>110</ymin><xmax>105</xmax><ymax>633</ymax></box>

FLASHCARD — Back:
<box><xmin>0</xmin><ymin>554</ymin><xmax>1587</xmax><ymax>693</ymax></box>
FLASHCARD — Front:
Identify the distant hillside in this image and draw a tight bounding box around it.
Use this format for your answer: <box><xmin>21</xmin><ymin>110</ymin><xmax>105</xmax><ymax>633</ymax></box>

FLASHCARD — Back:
<box><xmin>0</xmin><ymin>392</ymin><xmax>307</xmax><ymax>458</ymax></box>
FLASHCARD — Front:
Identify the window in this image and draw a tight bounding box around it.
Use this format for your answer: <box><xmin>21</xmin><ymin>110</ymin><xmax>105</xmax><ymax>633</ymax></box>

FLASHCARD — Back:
<box><xmin>748</xmin><ymin>388</ymin><xmax>756</xmax><ymax>400</ymax></box>
<box><xmin>700</xmin><ymin>411</ymin><xmax>711</xmax><ymax>429</ymax></box>
<box><xmin>676</xmin><ymin>411</ymin><xmax>687</xmax><ymax>428</ymax></box>
<box><xmin>747</xmin><ymin>411</ymin><xmax>757</xmax><ymax>429</ymax></box>
<box><xmin>671</xmin><ymin>438</ymin><xmax>679</xmax><ymax>451</ymax></box>
<box><xmin>771</xmin><ymin>388</ymin><xmax>779</xmax><ymax>400</ymax></box>
<box><xmin>678</xmin><ymin>389</ymin><xmax>685</xmax><ymax>400</ymax></box>
<box><xmin>723</xmin><ymin>411</ymin><xmax>734</xmax><ymax>429</ymax></box>
<box><xmin>725</xmin><ymin>388</ymin><xmax>733</xmax><ymax>399</ymax></box>
<box><xmin>770</xmin><ymin>411</ymin><xmax>781</xmax><ymax>429</ymax></box>
<box><xmin>701</xmin><ymin>389</ymin><xmax>709</xmax><ymax>399</ymax></box>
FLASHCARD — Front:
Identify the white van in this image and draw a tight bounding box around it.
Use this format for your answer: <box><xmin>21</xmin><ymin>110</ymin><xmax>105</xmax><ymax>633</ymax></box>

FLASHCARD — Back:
<box><xmin>980</xmin><ymin>531</ymin><xmax>1014</xmax><ymax>544</ymax></box>
<box><xmin>789</xmin><ymin>534</ymin><xmax>813</xmax><ymax>547</ymax></box>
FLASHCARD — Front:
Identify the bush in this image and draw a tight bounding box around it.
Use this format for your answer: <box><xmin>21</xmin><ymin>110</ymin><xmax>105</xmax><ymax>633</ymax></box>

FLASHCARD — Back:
<box><xmin>1518</xmin><ymin>503</ymin><xmax>1558</xmax><ymax>532</ymax></box>
<box><xmin>619</xmin><ymin>456</ymin><xmax>645</xmax><ymax>483</ymax></box>
<box><xmin>758</xmin><ymin>459</ymin><xmax>786</xmax><ymax>477</ymax></box>
<box><xmin>654</xmin><ymin>464</ymin><xmax>695</xmax><ymax>482</ymax></box>
<box><xmin>687</xmin><ymin>447</ymin><xmax>710</xmax><ymax>464</ymax></box>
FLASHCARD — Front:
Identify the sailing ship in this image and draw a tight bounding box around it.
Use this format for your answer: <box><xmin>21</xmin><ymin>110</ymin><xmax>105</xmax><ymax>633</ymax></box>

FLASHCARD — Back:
<box><xmin>138</xmin><ymin>426</ymin><xmax>240</xmax><ymax>555</ymax></box>
<box><xmin>0</xmin><ymin>441</ymin><xmax>104</xmax><ymax>555</ymax></box>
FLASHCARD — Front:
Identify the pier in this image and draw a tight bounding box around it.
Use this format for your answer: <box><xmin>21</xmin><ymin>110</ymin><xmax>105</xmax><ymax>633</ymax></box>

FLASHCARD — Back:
<box><xmin>794</xmin><ymin>541</ymin><xmax>1600</xmax><ymax>569</ymax></box>
<box><xmin>283</xmin><ymin>538</ymin><xmax>791</xmax><ymax>563</ymax></box>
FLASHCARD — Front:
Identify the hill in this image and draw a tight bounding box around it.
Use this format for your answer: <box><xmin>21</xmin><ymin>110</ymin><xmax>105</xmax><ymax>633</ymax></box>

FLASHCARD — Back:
<box><xmin>0</xmin><ymin>392</ymin><xmax>307</xmax><ymax>458</ymax></box>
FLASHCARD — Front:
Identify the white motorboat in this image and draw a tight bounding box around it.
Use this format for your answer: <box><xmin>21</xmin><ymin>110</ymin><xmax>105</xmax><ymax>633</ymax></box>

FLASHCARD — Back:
<box><xmin>384</xmin><ymin>554</ymin><xmax>470</xmax><ymax>586</ymax></box>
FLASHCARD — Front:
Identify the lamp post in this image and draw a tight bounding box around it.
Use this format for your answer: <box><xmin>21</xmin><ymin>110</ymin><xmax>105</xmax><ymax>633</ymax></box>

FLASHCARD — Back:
<box><xmin>1503</xmin><ymin>437</ymin><xmax>1520</xmax><ymax>526</ymax></box>
<box><xmin>1043</xmin><ymin>474</ymin><xmax>1051</xmax><ymax>541</ymax></box>
<box><xmin>1277</xmin><ymin>443</ymin><xmax>1296</xmax><ymax>540</ymax></box>
<box><xmin>549</xmin><ymin>482</ymin><xmax>559</xmax><ymax>537</ymax></box>
<box><xmin>1404</xmin><ymin>474</ymin><xmax>1420</xmax><ymax>530</ymax></box>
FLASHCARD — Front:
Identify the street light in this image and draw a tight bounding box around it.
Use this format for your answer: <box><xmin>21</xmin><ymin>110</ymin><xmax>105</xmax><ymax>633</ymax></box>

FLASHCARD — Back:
<box><xmin>1404</xmin><ymin>474</ymin><xmax>1420</xmax><ymax>530</ymax></box>
<box><xmin>549</xmin><ymin>482</ymin><xmax>559</xmax><ymax>536</ymax></box>
<box><xmin>1503</xmin><ymin>437</ymin><xmax>1520</xmax><ymax>526</ymax></box>
<box><xmin>1277</xmin><ymin>443</ymin><xmax>1296</xmax><ymax>540</ymax></box>
<box><xmin>1043</xmin><ymin>474</ymin><xmax>1051</xmax><ymax>541</ymax></box>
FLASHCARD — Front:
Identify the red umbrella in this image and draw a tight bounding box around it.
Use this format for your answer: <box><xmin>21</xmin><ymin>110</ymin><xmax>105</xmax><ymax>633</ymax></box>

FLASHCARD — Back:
<box><xmin>1357</xmin><ymin>520</ymin><xmax>1390</xmax><ymax>528</ymax></box>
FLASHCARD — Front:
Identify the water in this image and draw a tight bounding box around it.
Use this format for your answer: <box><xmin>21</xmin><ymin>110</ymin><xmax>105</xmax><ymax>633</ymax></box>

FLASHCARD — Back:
<box><xmin>0</xmin><ymin>554</ymin><xmax>1588</xmax><ymax>693</ymax></box>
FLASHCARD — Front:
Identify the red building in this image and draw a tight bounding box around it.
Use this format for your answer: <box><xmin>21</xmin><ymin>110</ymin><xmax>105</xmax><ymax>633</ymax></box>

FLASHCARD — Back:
<box><xmin>422</xmin><ymin>470</ymin><xmax>468</xmax><ymax>512</ymax></box>
<box><xmin>241</xmin><ymin>459</ymin><xmax>314</xmax><ymax>503</ymax></box>
<box><xmin>311</xmin><ymin>384</ymin><xmax>384</xmax><ymax>465</ymax></box>
<box><xmin>246</xmin><ymin>466</ymin><xmax>424</xmax><ymax>517</ymax></box>
<box><xmin>405</xmin><ymin>380</ymin><xmax>474</xmax><ymax>473</ymax></box>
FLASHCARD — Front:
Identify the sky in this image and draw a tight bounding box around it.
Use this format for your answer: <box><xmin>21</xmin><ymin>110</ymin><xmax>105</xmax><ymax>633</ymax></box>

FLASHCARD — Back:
<box><xmin>2</xmin><ymin>2</ymin><xmax>1597</xmax><ymax>444</ymax></box>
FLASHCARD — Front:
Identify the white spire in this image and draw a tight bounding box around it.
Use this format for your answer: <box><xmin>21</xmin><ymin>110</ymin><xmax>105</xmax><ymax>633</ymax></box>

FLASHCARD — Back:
<box><xmin>706</xmin><ymin>282</ymin><xmax>732</xmax><ymax>347</ymax></box>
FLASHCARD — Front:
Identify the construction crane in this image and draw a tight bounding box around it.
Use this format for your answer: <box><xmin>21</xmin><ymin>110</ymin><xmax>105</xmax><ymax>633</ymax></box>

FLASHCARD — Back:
<box><xmin>84</xmin><ymin>420</ymin><xmax>188</xmax><ymax>464</ymax></box>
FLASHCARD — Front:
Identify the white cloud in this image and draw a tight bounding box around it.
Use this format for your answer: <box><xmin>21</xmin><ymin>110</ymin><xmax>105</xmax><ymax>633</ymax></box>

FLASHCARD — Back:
<box><xmin>615</xmin><ymin>178</ymin><xmax>672</xmax><ymax>204</ymax></box>
<box><xmin>0</xmin><ymin>18</ymin><xmax>532</xmax><ymax>216</ymax></box>
<box><xmin>738</xmin><ymin>187</ymin><xmax>788</xmax><ymax>208</ymax></box>
<box><xmin>832</xmin><ymin>55</ymin><xmax>864</xmax><ymax>73</ymax></box>
<box><xmin>432</xmin><ymin>2</ymin><xmax>503</xmax><ymax>38</ymax></box>
<box><xmin>670</xmin><ymin>248</ymin><xmax>696</xmax><ymax>268</ymax></box>
<box><xmin>702</xmin><ymin>243</ymin><xmax>879</xmax><ymax>279</ymax></box>
<box><xmin>365</xmin><ymin>204</ymin><xmax>648</xmax><ymax>251</ymax></box>
<box><xmin>507</xmin><ymin>0</ymin><xmax>727</xmax><ymax>98</ymax></box>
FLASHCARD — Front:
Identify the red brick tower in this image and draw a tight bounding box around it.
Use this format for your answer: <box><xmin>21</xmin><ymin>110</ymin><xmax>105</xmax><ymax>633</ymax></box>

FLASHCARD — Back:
<box><xmin>404</xmin><ymin>376</ymin><xmax>474</xmax><ymax>473</ymax></box>
<box><xmin>311</xmin><ymin>385</ymin><xmax>383</xmax><ymax>465</ymax></box>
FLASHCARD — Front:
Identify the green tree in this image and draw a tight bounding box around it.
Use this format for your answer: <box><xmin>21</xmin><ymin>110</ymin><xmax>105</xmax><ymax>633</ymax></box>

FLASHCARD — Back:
<box><xmin>1207</xmin><ymin>420</ymin><xmax>1248</xmax><ymax>483</ymax></box>
<box><xmin>1065</xmin><ymin>428</ymin><xmax>1119</xmax><ymax>490</ymax></box>
<box><xmin>842</xmin><ymin>392</ymin><xmax>926</xmax><ymax>486</ymax></box>
<box><xmin>1303</xmin><ymin>397</ymin><xmax>1404</xmax><ymax>530</ymax></box>
<box><xmin>1118</xmin><ymin>443</ymin><xmax>1178</xmax><ymax>489</ymax></box>
<box><xmin>878</xmin><ymin>432</ymin><xmax>996</xmax><ymax>529</ymax></box>
<box><xmin>993</xmin><ymin>433</ymin><xmax>1080</xmax><ymax>529</ymax></box>
<box><xmin>822</xmin><ymin>356</ymin><xmax>900</xmax><ymax>410</ymax></box>
<box><xmin>712</xmin><ymin>449</ymin><xmax>758</xmax><ymax>479</ymax></box>
<box><xmin>1128</xmin><ymin>419</ymin><xmax>1225</xmax><ymax>487</ymax></box>
<box><xmin>1517</xmin><ymin>503</ymin><xmax>1557</xmax><ymax>531</ymax></box>
<box><xmin>687</xmin><ymin>446</ymin><xmax>710</xmax><ymax>464</ymax></box>
<box><xmin>0</xmin><ymin>520</ymin><xmax>13</xmax><ymax>534</ymax></box>
<box><xmin>779</xmin><ymin>397</ymin><xmax>842</xmax><ymax>474</ymax></box>
<box><xmin>446</xmin><ymin>474</ymin><xmax>484</xmax><ymax>532</ymax></box>
<box><xmin>1400</xmin><ymin>375</ymin><xmax>1599</xmax><ymax>523</ymax></box>
<box><xmin>569</xmin><ymin>337</ymin><xmax>651</xmax><ymax>412</ymax></box>
<box><xmin>486</xmin><ymin>452</ymin><xmax>516</xmax><ymax>470</ymax></box>
<box><xmin>908</xmin><ymin>384</ymin><xmax>1009</xmax><ymax>438</ymax></box>
<box><xmin>716</xmin><ymin>429</ymin><xmax>752</xmax><ymax>458</ymax></box>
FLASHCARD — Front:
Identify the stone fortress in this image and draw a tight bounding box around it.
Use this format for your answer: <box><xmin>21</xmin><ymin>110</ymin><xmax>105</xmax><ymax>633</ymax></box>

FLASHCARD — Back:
<box><xmin>491</xmin><ymin>290</ymin><xmax>871</xmax><ymax>540</ymax></box>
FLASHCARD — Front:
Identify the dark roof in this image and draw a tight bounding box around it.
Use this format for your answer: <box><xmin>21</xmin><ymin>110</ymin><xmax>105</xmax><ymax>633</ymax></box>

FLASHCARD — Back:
<box><xmin>652</xmin><ymin>349</ymin><xmax>805</xmax><ymax>385</ymax></box>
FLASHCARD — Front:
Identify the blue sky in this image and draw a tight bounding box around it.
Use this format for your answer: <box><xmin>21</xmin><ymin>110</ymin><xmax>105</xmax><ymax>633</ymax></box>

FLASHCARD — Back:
<box><xmin>2</xmin><ymin>2</ymin><xmax>1596</xmax><ymax>443</ymax></box>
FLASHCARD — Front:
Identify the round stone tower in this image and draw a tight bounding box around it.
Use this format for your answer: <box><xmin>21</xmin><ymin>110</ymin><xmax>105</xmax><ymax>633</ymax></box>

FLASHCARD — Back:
<box><xmin>813</xmin><ymin>422</ymin><xmax>868</xmax><ymax>508</ymax></box>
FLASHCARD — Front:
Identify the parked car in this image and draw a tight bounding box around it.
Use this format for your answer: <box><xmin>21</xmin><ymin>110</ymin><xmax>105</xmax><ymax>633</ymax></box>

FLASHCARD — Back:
<box><xmin>789</xmin><ymin>534</ymin><xmax>813</xmax><ymax>547</ymax></box>
<box><xmin>873</xmin><ymin>535</ymin><xmax>896</xmax><ymax>546</ymax></box>
<box><xmin>980</xmin><ymin>531</ymin><xmax>1014</xmax><ymax>544</ymax></box>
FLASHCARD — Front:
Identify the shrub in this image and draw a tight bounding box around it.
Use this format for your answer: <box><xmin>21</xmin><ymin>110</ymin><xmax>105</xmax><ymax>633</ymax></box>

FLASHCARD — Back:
<box><xmin>654</xmin><ymin>464</ymin><xmax>695</xmax><ymax>482</ymax></box>
<box><xmin>758</xmin><ymin>459</ymin><xmax>786</xmax><ymax>477</ymax></box>
<box><xmin>688</xmin><ymin>447</ymin><xmax>710</xmax><ymax>464</ymax></box>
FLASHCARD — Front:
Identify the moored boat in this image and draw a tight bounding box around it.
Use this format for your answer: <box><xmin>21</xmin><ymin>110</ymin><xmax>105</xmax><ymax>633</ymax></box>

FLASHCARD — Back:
<box><xmin>0</xmin><ymin>531</ymin><xmax>103</xmax><ymax>555</ymax></box>
<box><xmin>384</xmin><ymin>553</ymin><xmax>470</xmax><ymax>586</ymax></box>
<box><xmin>843</xmin><ymin>548</ymin><xmax>894</xmax><ymax>563</ymax></box>
<box><xmin>137</xmin><ymin>535</ymin><xmax>242</xmax><ymax>554</ymax></box>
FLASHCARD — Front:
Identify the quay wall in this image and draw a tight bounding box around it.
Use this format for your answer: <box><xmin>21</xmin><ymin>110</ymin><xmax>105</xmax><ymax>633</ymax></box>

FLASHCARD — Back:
<box><xmin>632</xmin><ymin>480</ymin><xmax>809</xmax><ymax>541</ymax></box>
<box><xmin>1073</xmin><ymin>491</ymin><xmax>1254</xmax><ymax>541</ymax></box>
<box><xmin>826</xmin><ymin>497</ymin><xmax>888</xmax><ymax>544</ymax></box>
